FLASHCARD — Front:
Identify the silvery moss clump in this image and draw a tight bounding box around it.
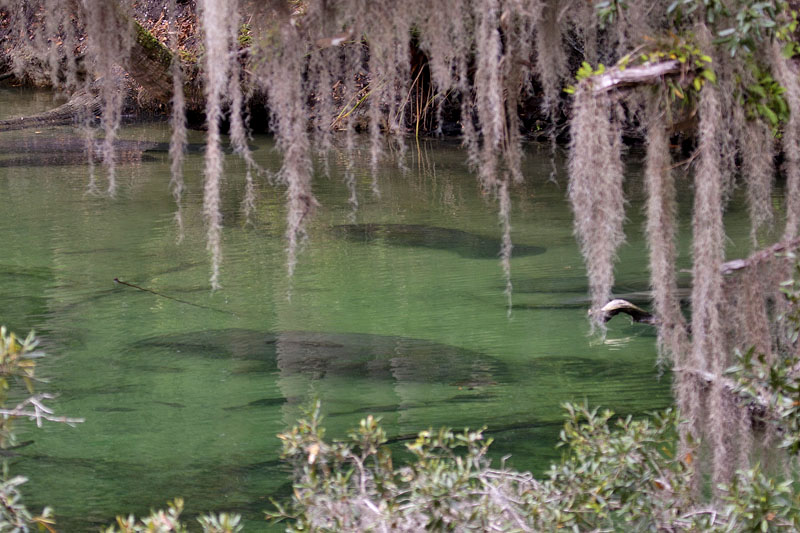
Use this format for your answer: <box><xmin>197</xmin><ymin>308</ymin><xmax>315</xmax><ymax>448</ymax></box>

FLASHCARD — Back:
<box><xmin>268</xmin><ymin>401</ymin><xmax>800</xmax><ymax>532</ymax></box>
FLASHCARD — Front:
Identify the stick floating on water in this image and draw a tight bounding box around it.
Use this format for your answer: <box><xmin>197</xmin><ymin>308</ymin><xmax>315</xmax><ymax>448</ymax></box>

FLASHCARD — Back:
<box><xmin>113</xmin><ymin>277</ymin><xmax>234</xmax><ymax>315</ymax></box>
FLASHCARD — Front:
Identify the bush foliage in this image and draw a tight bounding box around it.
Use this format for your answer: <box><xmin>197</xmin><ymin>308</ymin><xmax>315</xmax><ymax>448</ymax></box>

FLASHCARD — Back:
<box><xmin>267</xmin><ymin>401</ymin><xmax>800</xmax><ymax>532</ymax></box>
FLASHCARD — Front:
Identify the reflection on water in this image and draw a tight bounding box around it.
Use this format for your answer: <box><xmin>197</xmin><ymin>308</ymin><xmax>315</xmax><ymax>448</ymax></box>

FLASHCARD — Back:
<box><xmin>0</xmin><ymin>88</ymin><xmax>763</xmax><ymax>529</ymax></box>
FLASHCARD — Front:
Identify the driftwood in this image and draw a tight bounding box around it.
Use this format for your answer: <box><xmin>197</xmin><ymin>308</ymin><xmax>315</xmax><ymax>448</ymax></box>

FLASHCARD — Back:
<box><xmin>605</xmin><ymin>237</ymin><xmax>800</xmax><ymax>326</ymax></box>
<box><xmin>597</xmin><ymin>299</ymin><xmax>657</xmax><ymax>324</ymax></box>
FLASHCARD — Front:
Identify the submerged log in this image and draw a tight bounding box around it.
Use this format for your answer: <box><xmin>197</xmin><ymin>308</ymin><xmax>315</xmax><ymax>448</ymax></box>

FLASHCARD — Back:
<box><xmin>720</xmin><ymin>236</ymin><xmax>800</xmax><ymax>275</ymax></box>
<box><xmin>602</xmin><ymin>238</ymin><xmax>800</xmax><ymax>326</ymax></box>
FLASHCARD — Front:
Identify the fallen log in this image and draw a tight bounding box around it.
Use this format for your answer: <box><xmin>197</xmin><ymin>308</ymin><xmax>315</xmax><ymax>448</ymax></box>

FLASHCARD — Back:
<box><xmin>0</xmin><ymin>9</ymin><xmax>201</xmax><ymax>133</ymax></box>
<box><xmin>0</xmin><ymin>88</ymin><xmax>102</xmax><ymax>131</ymax></box>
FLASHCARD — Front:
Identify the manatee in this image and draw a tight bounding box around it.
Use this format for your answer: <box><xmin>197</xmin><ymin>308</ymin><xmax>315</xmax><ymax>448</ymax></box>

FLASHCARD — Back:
<box><xmin>222</xmin><ymin>397</ymin><xmax>286</xmax><ymax>411</ymax></box>
<box><xmin>0</xmin><ymin>136</ymin><xmax>255</xmax><ymax>156</ymax></box>
<box><xmin>132</xmin><ymin>328</ymin><xmax>506</xmax><ymax>385</ymax></box>
<box><xmin>0</xmin><ymin>152</ymin><xmax>157</xmax><ymax>167</ymax></box>
<box><xmin>0</xmin><ymin>136</ymin><xmax>257</xmax><ymax>168</ymax></box>
<box><xmin>332</xmin><ymin>223</ymin><xmax>545</xmax><ymax>259</ymax></box>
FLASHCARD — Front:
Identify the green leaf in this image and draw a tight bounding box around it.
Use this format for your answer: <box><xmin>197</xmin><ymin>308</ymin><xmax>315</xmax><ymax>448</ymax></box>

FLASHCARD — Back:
<box><xmin>748</xmin><ymin>84</ymin><xmax>767</xmax><ymax>98</ymax></box>
<box><xmin>701</xmin><ymin>69</ymin><xmax>717</xmax><ymax>83</ymax></box>
<box><xmin>759</xmin><ymin>103</ymin><xmax>779</xmax><ymax>125</ymax></box>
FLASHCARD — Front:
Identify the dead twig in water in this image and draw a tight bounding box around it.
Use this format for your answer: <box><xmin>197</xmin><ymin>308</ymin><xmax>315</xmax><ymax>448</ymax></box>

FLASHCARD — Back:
<box><xmin>113</xmin><ymin>278</ymin><xmax>235</xmax><ymax>316</ymax></box>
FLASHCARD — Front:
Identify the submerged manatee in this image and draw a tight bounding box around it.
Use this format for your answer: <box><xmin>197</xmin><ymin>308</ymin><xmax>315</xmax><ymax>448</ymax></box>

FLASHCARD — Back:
<box><xmin>0</xmin><ymin>136</ymin><xmax>256</xmax><ymax>155</ymax></box>
<box><xmin>0</xmin><ymin>136</ymin><xmax>256</xmax><ymax>167</ymax></box>
<box><xmin>332</xmin><ymin>223</ymin><xmax>545</xmax><ymax>259</ymax></box>
<box><xmin>0</xmin><ymin>152</ymin><xmax>158</xmax><ymax>167</ymax></box>
<box><xmin>132</xmin><ymin>328</ymin><xmax>505</xmax><ymax>385</ymax></box>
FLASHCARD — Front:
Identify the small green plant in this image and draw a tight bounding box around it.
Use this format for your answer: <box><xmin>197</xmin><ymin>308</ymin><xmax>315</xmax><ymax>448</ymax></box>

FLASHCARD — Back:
<box><xmin>742</xmin><ymin>70</ymin><xmax>789</xmax><ymax>133</ymax></box>
<box><xmin>721</xmin><ymin>465</ymin><xmax>800</xmax><ymax>531</ymax></box>
<box><xmin>269</xmin><ymin>400</ymin><xmax>695</xmax><ymax>531</ymax></box>
<box><xmin>665</xmin><ymin>0</ymin><xmax>798</xmax><ymax>57</ymax></box>
<box><xmin>563</xmin><ymin>62</ymin><xmax>606</xmax><ymax>94</ymax></box>
<box><xmin>237</xmin><ymin>24</ymin><xmax>252</xmax><ymax>48</ymax></box>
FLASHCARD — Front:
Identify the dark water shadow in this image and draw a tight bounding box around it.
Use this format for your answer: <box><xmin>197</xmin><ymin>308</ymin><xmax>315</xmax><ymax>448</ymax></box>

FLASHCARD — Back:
<box><xmin>332</xmin><ymin>223</ymin><xmax>545</xmax><ymax>259</ymax></box>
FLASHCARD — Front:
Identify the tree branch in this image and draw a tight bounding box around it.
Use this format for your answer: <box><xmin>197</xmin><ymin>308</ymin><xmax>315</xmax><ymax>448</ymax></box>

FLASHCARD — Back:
<box><xmin>589</xmin><ymin>60</ymin><xmax>683</xmax><ymax>94</ymax></box>
<box><xmin>720</xmin><ymin>236</ymin><xmax>800</xmax><ymax>275</ymax></box>
<box><xmin>0</xmin><ymin>394</ymin><xmax>84</xmax><ymax>428</ymax></box>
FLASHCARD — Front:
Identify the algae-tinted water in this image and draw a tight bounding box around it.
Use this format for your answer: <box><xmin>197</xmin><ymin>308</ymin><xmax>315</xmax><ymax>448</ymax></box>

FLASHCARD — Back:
<box><xmin>0</xmin><ymin>87</ymin><xmax>764</xmax><ymax>530</ymax></box>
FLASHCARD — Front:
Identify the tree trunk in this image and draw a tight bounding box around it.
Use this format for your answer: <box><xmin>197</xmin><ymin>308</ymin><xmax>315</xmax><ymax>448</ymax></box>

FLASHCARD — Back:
<box><xmin>127</xmin><ymin>19</ymin><xmax>202</xmax><ymax>109</ymax></box>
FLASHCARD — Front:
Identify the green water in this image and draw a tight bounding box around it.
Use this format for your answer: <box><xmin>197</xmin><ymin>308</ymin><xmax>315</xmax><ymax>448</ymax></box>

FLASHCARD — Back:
<box><xmin>0</xmin><ymin>87</ymin><xmax>760</xmax><ymax>530</ymax></box>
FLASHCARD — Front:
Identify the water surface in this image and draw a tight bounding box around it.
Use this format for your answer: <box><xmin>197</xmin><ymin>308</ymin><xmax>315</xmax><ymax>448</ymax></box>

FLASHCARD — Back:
<box><xmin>0</xmin><ymin>86</ymin><xmax>761</xmax><ymax>529</ymax></box>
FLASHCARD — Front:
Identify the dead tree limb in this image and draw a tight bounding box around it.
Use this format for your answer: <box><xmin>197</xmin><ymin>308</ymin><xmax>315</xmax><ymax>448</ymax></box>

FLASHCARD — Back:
<box><xmin>589</xmin><ymin>60</ymin><xmax>683</xmax><ymax>94</ymax></box>
<box><xmin>720</xmin><ymin>236</ymin><xmax>800</xmax><ymax>275</ymax></box>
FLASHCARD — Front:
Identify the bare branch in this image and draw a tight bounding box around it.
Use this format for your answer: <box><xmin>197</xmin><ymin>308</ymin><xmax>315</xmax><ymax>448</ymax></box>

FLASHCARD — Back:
<box><xmin>0</xmin><ymin>394</ymin><xmax>84</xmax><ymax>428</ymax></box>
<box><xmin>588</xmin><ymin>60</ymin><xmax>682</xmax><ymax>94</ymax></box>
<box><xmin>720</xmin><ymin>236</ymin><xmax>800</xmax><ymax>275</ymax></box>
